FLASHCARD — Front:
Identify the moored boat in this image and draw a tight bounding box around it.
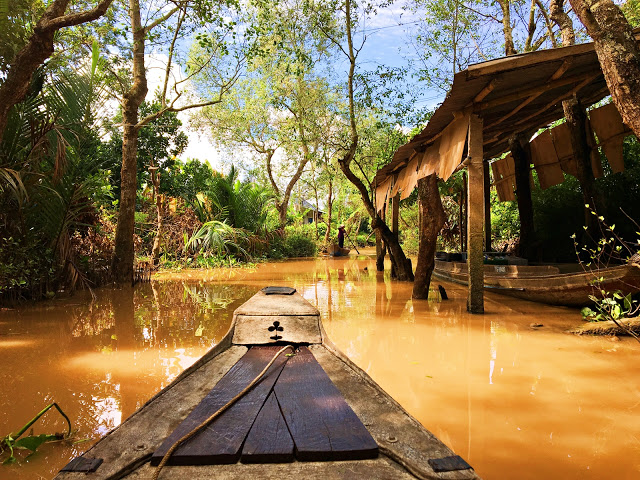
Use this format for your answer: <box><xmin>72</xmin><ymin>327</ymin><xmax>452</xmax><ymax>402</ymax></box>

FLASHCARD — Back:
<box><xmin>328</xmin><ymin>244</ymin><xmax>350</xmax><ymax>257</ymax></box>
<box><xmin>55</xmin><ymin>287</ymin><xmax>478</xmax><ymax>479</ymax></box>
<box><xmin>433</xmin><ymin>259</ymin><xmax>640</xmax><ymax>307</ymax></box>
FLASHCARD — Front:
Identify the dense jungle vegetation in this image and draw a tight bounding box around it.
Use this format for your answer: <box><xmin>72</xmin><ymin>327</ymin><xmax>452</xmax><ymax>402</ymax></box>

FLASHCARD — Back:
<box><xmin>1</xmin><ymin>0</ymin><xmax>639</xmax><ymax>304</ymax></box>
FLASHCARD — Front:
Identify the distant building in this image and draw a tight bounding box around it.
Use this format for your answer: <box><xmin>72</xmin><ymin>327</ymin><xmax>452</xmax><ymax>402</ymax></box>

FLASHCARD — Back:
<box><xmin>299</xmin><ymin>200</ymin><xmax>324</xmax><ymax>224</ymax></box>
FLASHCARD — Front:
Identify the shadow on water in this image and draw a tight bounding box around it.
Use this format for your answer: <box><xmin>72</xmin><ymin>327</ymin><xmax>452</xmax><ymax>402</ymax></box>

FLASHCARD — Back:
<box><xmin>0</xmin><ymin>254</ymin><xmax>639</xmax><ymax>479</ymax></box>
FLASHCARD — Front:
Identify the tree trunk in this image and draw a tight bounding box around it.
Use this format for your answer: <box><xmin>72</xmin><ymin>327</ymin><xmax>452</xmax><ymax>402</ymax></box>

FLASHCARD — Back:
<box><xmin>563</xmin><ymin>96</ymin><xmax>602</xmax><ymax>236</ymax></box>
<box><xmin>498</xmin><ymin>0</ymin><xmax>517</xmax><ymax>55</ymax></box>
<box><xmin>413</xmin><ymin>175</ymin><xmax>446</xmax><ymax>299</ymax></box>
<box><xmin>324</xmin><ymin>178</ymin><xmax>333</xmax><ymax>244</ymax></box>
<box><xmin>336</xmin><ymin>150</ymin><xmax>413</xmax><ymax>280</ymax></box>
<box><xmin>550</xmin><ymin>0</ymin><xmax>603</xmax><ymax>237</ymax></box>
<box><xmin>150</xmin><ymin>165</ymin><xmax>163</xmax><ymax>266</ymax></box>
<box><xmin>549</xmin><ymin>0</ymin><xmax>575</xmax><ymax>46</ymax></box>
<box><xmin>510</xmin><ymin>134</ymin><xmax>537</xmax><ymax>261</ymax></box>
<box><xmin>0</xmin><ymin>0</ymin><xmax>113</xmax><ymax>142</ymax></box>
<box><xmin>112</xmin><ymin>0</ymin><xmax>148</xmax><ymax>283</ymax></box>
<box><xmin>568</xmin><ymin>0</ymin><xmax>640</xmax><ymax>138</ymax></box>
<box><xmin>151</xmin><ymin>194</ymin><xmax>164</xmax><ymax>266</ymax></box>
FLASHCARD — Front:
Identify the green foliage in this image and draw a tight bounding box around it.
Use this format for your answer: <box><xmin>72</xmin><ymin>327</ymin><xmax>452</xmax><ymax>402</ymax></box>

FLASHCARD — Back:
<box><xmin>186</xmin><ymin>220</ymin><xmax>250</xmax><ymax>259</ymax></box>
<box><xmin>1</xmin><ymin>59</ymin><xmax>113</xmax><ymax>301</ymax></box>
<box><xmin>101</xmin><ymin>95</ymin><xmax>189</xmax><ymax>197</ymax></box>
<box><xmin>1</xmin><ymin>403</ymin><xmax>72</xmax><ymax>465</ymax></box>
<box><xmin>193</xmin><ymin>165</ymin><xmax>274</xmax><ymax>234</ymax></box>
<box><xmin>161</xmin><ymin>158</ymin><xmax>216</xmax><ymax>202</ymax></box>
<box><xmin>491</xmin><ymin>193</ymin><xmax>520</xmax><ymax>247</ymax></box>
<box><xmin>572</xmin><ymin>208</ymin><xmax>640</xmax><ymax>341</ymax></box>
<box><xmin>623</xmin><ymin>0</ymin><xmax>640</xmax><ymax>27</ymax></box>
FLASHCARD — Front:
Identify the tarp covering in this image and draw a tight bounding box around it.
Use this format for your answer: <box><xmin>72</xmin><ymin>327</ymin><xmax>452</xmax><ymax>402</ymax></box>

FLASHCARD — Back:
<box><xmin>401</xmin><ymin>156</ymin><xmax>420</xmax><ymax>200</ymax></box>
<box><xmin>531</xmin><ymin>130</ymin><xmax>565</xmax><ymax>189</ymax></box>
<box><xmin>491</xmin><ymin>154</ymin><xmax>516</xmax><ymax>201</ymax></box>
<box><xmin>417</xmin><ymin>138</ymin><xmax>441</xmax><ymax>179</ymax></box>
<box><xmin>438</xmin><ymin>114</ymin><xmax>469</xmax><ymax>181</ymax></box>
<box><xmin>375</xmin><ymin>177</ymin><xmax>392</xmax><ymax>215</ymax></box>
<box><xmin>589</xmin><ymin>103</ymin><xmax>630</xmax><ymax>173</ymax></box>
<box><xmin>550</xmin><ymin>123</ymin><xmax>579</xmax><ymax>177</ymax></box>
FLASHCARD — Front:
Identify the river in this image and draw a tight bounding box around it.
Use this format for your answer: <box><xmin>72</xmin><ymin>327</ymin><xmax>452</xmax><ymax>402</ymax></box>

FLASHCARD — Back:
<box><xmin>1</xmin><ymin>254</ymin><xmax>639</xmax><ymax>479</ymax></box>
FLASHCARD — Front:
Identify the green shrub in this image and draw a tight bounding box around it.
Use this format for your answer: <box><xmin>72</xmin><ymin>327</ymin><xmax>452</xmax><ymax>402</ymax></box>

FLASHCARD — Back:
<box><xmin>284</xmin><ymin>232</ymin><xmax>317</xmax><ymax>257</ymax></box>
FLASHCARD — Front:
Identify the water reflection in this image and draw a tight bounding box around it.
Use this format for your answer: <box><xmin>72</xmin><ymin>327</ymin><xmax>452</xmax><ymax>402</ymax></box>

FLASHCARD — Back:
<box><xmin>0</xmin><ymin>256</ymin><xmax>639</xmax><ymax>479</ymax></box>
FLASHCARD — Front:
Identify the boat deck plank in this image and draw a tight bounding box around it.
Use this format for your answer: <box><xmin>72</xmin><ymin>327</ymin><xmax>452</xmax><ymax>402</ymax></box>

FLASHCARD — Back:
<box><xmin>274</xmin><ymin>346</ymin><xmax>379</xmax><ymax>461</ymax></box>
<box><xmin>241</xmin><ymin>391</ymin><xmax>295</xmax><ymax>463</ymax></box>
<box><xmin>151</xmin><ymin>346</ymin><xmax>288</xmax><ymax>466</ymax></box>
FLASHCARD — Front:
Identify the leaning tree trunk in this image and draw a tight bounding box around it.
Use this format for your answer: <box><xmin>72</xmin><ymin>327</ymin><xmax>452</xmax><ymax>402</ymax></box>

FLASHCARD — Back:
<box><xmin>510</xmin><ymin>134</ymin><xmax>537</xmax><ymax>261</ymax></box>
<box><xmin>568</xmin><ymin>0</ymin><xmax>640</xmax><ymax>138</ymax></box>
<box><xmin>150</xmin><ymin>165</ymin><xmax>164</xmax><ymax>266</ymax></box>
<box><xmin>0</xmin><ymin>0</ymin><xmax>113</xmax><ymax>142</ymax></box>
<box><xmin>413</xmin><ymin>174</ymin><xmax>446</xmax><ymax>299</ymax></box>
<box><xmin>336</xmin><ymin>149</ymin><xmax>413</xmax><ymax>280</ymax></box>
<box><xmin>112</xmin><ymin>0</ymin><xmax>148</xmax><ymax>283</ymax></box>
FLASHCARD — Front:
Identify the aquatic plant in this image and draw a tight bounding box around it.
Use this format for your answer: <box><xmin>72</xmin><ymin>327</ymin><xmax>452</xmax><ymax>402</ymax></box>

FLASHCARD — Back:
<box><xmin>572</xmin><ymin>205</ymin><xmax>640</xmax><ymax>341</ymax></box>
<box><xmin>1</xmin><ymin>403</ymin><xmax>72</xmax><ymax>465</ymax></box>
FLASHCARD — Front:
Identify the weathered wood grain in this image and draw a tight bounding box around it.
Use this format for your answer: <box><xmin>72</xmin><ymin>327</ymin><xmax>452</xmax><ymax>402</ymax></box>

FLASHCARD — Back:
<box><xmin>54</xmin><ymin>344</ymin><xmax>247</xmax><ymax>480</ymax></box>
<box><xmin>233</xmin><ymin>291</ymin><xmax>319</xmax><ymax>316</ymax></box>
<box><xmin>151</xmin><ymin>346</ymin><xmax>288</xmax><ymax>466</ymax></box>
<box><xmin>241</xmin><ymin>391</ymin><xmax>294</xmax><ymax>463</ymax></box>
<box><xmin>232</xmin><ymin>315</ymin><xmax>322</xmax><ymax>345</ymax></box>
<box><xmin>274</xmin><ymin>347</ymin><xmax>378</xmax><ymax>461</ymax></box>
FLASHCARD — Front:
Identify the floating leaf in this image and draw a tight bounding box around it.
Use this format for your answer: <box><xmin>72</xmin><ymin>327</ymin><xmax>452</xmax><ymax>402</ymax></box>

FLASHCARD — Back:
<box><xmin>13</xmin><ymin>434</ymin><xmax>59</xmax><ymax>452</ymax></box>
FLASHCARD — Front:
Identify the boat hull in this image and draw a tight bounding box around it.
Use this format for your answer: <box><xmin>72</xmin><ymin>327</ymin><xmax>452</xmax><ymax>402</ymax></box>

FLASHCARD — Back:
<box><xmin>328</xmin><ymin>244</ymin><xmax>350</xmax><ymax>257</ymax></box>
<box><xmin>55</xmin><ymin>290</ymin><xmax>479</xmax><ymax>479</ymax></box>
<box><xmin>433</xmin><ymin>260</ymin><xmax>640</xmax><ymax>307</ymax></box>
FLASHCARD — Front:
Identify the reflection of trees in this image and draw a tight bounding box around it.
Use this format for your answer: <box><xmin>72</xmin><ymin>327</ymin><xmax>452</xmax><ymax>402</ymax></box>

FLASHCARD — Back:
<box><xmin>67</xmin><ymin>281</ymin><xmax>255</xmax><ymax>352</ymax></box>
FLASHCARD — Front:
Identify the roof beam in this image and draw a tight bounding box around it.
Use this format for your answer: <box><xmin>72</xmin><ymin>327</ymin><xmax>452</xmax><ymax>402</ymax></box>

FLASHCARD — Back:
<box><xmin>475</xmin><ymin>70</ymin><xmax>600</xmax><ymax>112</ymax></box>
<box><xmin>483</xmin><ymin>59</ymin><xmax>574</xmax><ymax>130</ymax></box>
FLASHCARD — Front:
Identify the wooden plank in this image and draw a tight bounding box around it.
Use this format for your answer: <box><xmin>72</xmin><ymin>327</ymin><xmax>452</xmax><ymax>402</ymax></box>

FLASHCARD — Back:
<box><xmin>151</xmin><ymin>346</ymin><xmax>289</xmax><ymax>466</ymax></box>
<box><xmin>241</xmin><ymin>391</ymin><xmax>294</xmax><ymax>463</ymax></box>
<box><xmin>472</xmin><ymin>78</ymin><xmax>498</xmax><ymax>102</ymax></box>
<box><xmin>60</xmin><ymin>457</ymin><xmax>103</xmax><ymax>473</ymax></box>
<box><xmin>232</xmin><ymin>315</ymin><xmax>322</xmax><ymax>345</ymax></box>
<box><xmin>274</xmin><ymin>347</ymin><xmax>379</xmax><ymax>461</ymax></box>
<box><xmin>466</xmin><ymin>42</ymin><xmax>595</xmax><ymax>80</ymax></box>
<box><xmin>234</xmin><ymin>291</ymin><xmax>319</xmax><ymax>316</ymax></box>
<box><xmin>482</xmin><ymin>59</ymin><xmax>570</xmax><ymax>130</ymax></box>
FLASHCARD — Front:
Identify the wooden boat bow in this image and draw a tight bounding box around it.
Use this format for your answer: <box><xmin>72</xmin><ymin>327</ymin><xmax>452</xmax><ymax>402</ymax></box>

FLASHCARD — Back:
<box><xmin>55</xmin><ymin>288</ymin><xmax>479</xmax><ymax>479</ymax></box>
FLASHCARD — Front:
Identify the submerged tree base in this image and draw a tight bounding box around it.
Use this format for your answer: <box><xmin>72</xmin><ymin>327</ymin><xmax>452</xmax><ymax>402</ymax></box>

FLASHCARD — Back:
<box><xmin>569</xmin><ymin>318</ymin><xmax>640</xmax><ymax>336</ymax></box>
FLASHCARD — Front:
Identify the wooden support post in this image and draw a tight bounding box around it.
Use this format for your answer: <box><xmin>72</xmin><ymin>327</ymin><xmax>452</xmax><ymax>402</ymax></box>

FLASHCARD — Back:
<box><xmin>483</xmin><ymin>161</ymin><xmax>492</xmax><ymax>252</ymax></box>
<box><xmin>390</xmin><ymin>193</ymin><xmax>400</xmax><ymax>279</ymax></box>
<box><xmin>375</xmin><ymin>230</ymin><xmax>384</xmax><ymax>271</ymax></box>
<box><xmin>461</xmin><ymin>172</ymin><xmax>467</xmax><ymax>253</ymax></box>
<box><xmin>467</xmin><ymin>115</ymin><xmax>485</xmax><ymax>314</ymax></box>
<box><xmin>392</xmin><ymin>193</ymin><xmax>399</xmax><ymax>237</ymax></box>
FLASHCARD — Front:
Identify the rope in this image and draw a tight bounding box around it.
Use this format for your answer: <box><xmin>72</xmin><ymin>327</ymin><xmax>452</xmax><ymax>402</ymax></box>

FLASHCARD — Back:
<box><xmin>152</xmin><ymin>344</ymin><xmax>294</xmax><ymax>480</ymax></box>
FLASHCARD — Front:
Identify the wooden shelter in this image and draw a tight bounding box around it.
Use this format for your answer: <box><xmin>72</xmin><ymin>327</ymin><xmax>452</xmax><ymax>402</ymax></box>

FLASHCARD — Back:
<box><xmin>375</xmin><ymin>31</ymin><xmax>640</xmax><ymax>313</ymax></box>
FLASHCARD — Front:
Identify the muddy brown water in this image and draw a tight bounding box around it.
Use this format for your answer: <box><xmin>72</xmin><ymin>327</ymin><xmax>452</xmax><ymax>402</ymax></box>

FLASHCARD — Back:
<box><xmin>1</xmin><ymin>254</ymin><xmax>639</xmax><ymax>479</ymax></box>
